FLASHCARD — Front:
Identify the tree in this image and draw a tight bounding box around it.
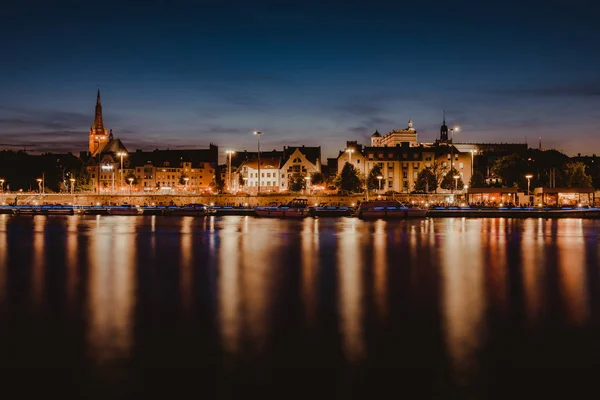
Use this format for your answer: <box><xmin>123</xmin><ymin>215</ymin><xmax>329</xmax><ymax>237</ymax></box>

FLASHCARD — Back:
<box><xmin>238</xmin><ymin>173</ymin><xmax>246</xmax><ymax>188</ymax></box>
<box><xmin>310</xmin><ymin>171</ymin><xmax>325</xmax><ymax>185</ymax></box>
<box><xmin>491</xmin><ymin>153</ymin><xmax>529</xmax><ymax>188</ymax></box>
<box><xmin>366</xmin><ymin>165</ymin><xmax>386</xmax><ymax>191</ymax></box>
<box><xmin>469</xmin><ymin>170</ymin><xmax>486</xmax><ymax>188</ymax></box>
<box><xmin>335</xmin><ymin>162</ymin><xmax>363</xmax><ymax>193</ymax></box>
<box><xmin>414</xmin><ymin>167</ymin><xmax>437</xmax><ymax>192</ymax></box>
<box><xmin>440</xmin><ymin>168</ymin><xmax>464</xmax><ymax>191</ymax></box>
<box><xmin>431</xmin><ymin>162</ymin><xmax>448</xmax><ymax>193</ymax></box>
<box><xmin>564</xmin><ymin>162</ymin><xmax>593</xmax><ymax>188</ymax></box>
<box><xmin>210</xmin><ymin>166</ymin><xmax>225</xmax><ymax>193</ymax></box>
<box><xmin>289</xmin><ymin>172</ymin><xmax>307</xmax><ymax>192</ymax></box>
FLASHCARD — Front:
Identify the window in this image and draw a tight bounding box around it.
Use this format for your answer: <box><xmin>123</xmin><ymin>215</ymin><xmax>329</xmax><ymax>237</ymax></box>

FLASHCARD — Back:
<box><xmin>357</xmin><ymin>159</ymin><xmax>360</xmax><ymax>164</ymax></box>
<box><xmin>368</xmin><ymin>153</ymin><xmax>373</xmax><ymax>160</ymax></box>
<box><xmin>262</xmin><ymin>173</ymin><xmax>265</xmax><ymax>178</ymax></box>
<box><xmin>403</xmin><ymin>171</ymin><xmax>407</xmax><ymax>179</ymax></box>
<box><xmin>388</xmin><ymin>153</ymin><xmax>393</xmax><ymax>158</ymax></box>
<box><xmin>388</xmin><ymin>162</ymin><xmax>394</xmax><ymax>168</ymax></box>
<box><xmin>267</xmin><ymin>173</ymin><xmax>271</xmax><ymax>178</ymax></box>
<box><xmin>413</xmin><ymin>163</ymin><xmax>419</xmax><ymax>169</ymax></box>
<box><xmin>402</xmin><ymin>153</ymin><xmax>408</xmax><ymax>159</ymax></box>
<box><xmin>388</xmin><ymin>181</ymin><xmax>393</xmax><ymax>188</ymax></box>
<box><xmin>413</xmin><ymin>172</ymin><xmax>418</xmax><ymax>179</ymax></box>
<box><xmin>378</xmin><ymin>153</ymin><xmax>383</xmax><ymax>159</ymax></box>
<box><xmin>413</xmin><ymin>153</ymin><xmax>419</xmax><ymax>159</ymax></box>
<box><xmin>460</xmin><ymin>162</ymin><xmax>464</xmax><ymax>169</ymax></box>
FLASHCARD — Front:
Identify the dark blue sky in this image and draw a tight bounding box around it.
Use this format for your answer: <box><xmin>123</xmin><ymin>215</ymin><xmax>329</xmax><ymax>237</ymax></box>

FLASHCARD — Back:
<box><xmin>1</xmin><ymin>0</ymin><xmax>599</xmax><ymax>160</ymax></box>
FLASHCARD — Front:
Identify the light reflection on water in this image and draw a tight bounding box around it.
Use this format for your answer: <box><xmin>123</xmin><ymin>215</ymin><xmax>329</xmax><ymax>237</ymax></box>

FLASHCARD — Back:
<box><xmin>0</xmin><ymin>215</ymin><xmax>599</xmax><ymax>397</ymax></box>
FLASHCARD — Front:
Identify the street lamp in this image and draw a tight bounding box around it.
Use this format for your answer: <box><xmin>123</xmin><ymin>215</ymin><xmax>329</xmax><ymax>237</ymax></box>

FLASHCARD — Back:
<box><xmin>377</xmin><ymin>175</ymin><xmax>383</xmax><ymax>193</ymax></box>
<box><xmin>117</xmin><ymin>152</ymin><xmax>127</xmax><ymax>191</ymax></box>
<box><xmin>128</xmin><ymin>177</ymin><xmax>134</xmax><ymax>195</ymax></box>
<box><xmin>305</xmin><ymin>175</ymin><xmax>311</xmax><ymax>194</ymax></box>
<box><xmin>226</xmin><ymin>150</ymin><xmax>235</xmax><ymax>192</ymax></box>
<box><xmin>449</xmin><ymin>126</ymin><xmax>459</xmax><ymax>172</ymax></box>
<box><xmin>0</xmin><ymin>179</ymin><xmax>4</xmax><ymax>192</ymax></box>
<box><xmin>69</xmin><ymin>178</ymin><xmax>75</xmax><ymax>195</ymax></box>
<box><xmin>453</xmin><ymin>174</ymin><xmax>460</xmax><ymax>193</ymax></box>
<box><xmin>470</xmin><ymin>149</ymin><xmax>477</xmax><ymax>175</ymax></box>
<box><xmin>183</xmin><ymin>177</ymin><xmax>189</xmax><ymax>191</ymax></box>
<box><xmin>346</xmin><ymin>148</ymin><xmax>355</xmax><ymax>164</ymax></box>
<box><xmin>525</xmin><ymin>174</ymin><xmax>533</xmax><ymax>196</ymax></box>
<box><xmin>253</xmin><ymin>131</ymin><xmax>262</xmax><ymax>195</ymax></box>
<box><xmin>102</xmin><ymin>164</ymin><xmax>114</xmax><ymax>193</ymax></box>
<box><xmin>36</xmin><ymin>178</ymin><xmax>42</xmax><ymax>193</ymax></box>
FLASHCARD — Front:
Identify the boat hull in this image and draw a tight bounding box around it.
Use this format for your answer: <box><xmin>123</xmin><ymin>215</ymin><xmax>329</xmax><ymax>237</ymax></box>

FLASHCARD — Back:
<box><xmin>255</xmin><ymin>208</ymin><xmax>307</xmax><ymax>218</ymax></box>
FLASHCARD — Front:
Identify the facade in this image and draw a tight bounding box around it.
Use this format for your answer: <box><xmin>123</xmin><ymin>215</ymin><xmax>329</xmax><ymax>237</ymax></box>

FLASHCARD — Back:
<box><xmin>370</xmin><ymin>121</ymin><xmax>418</xmax><ymax>147</ymax></box>
<box><xmin>129</xmin><ymin>146</ymin><xmax>218</xmax><ymax>192</ymax></box>
<box><xmin>233</xmin><ymin>146</ymin><xmax>322</xmax><ymax>193</ymax></box>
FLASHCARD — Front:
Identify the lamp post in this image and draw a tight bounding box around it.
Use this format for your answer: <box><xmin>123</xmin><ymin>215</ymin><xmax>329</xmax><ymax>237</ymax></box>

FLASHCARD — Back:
<box><xmin>305</xmin><ymin>175</ymin><xmax>311</xmax><ymax>194</ymax></box>
<box><xmin>377</xmin><ymin>175</ymin><xmax>383</xmax><ymax>193</ymax></box>
<box><xmin>346</xmin><ymin>148</ymin><xmax>355</xmax><ymax>164</ymax></box>
<box><xmin>36</xmin><ymin>178</ymin><xmax>42</xmax><ymax>193</ymax></box>
<box><xmin>243</xmin><ymin>177</ymin><xmax>248</xmax><ymax>193</ymax></box>
<box><xmin>525</xmin><ymin>174</ymin><xmax>533</xmax><ymax>196</ymax></box>
<box><xmin>253</xmin><ymin>131</ymin><xmax>262</xmax><ymax>195</ymax></box>
<box><xmin>470</xmin><ymin>149</ymin><xmax>477</xmax><ymax>176</ymax></box>
<box><xmin>69</xmin><ymin>178</ymin><xmax>75</xmax><ymax>195</ymax></box>
<box><xmin>0</xmin><ymin>179</ymin><xmax>4</xmax><ymax>192</ymax></box>
<box><xmin>453</xmin><ymin>174</ymin><xmax>460</xmax><ymax>193</ymax></box>
<box><xmin>102</xmin><ymin>164</ymin><xmax>114</xmax><ymax>193</ymax></box>
<box><xmin>226</xmin><ymin>150</ymin><xmax>235</xmax><ymax>192</ymax></box>
<box><xmin>183</xmin><ymin>177</ymin><xmax>189</xmax><ymax>191</ymax></box>
<box><xmin>128</xmin><ymin>177</ymin><xmax>134</xmax><ymax>195</ymax></box>
<box><xmin>449</xmin><ymin>127</ymin><xmax>459</xmax><ymax>173</ymax></box>
<box><xmin>117</xmin><ymin>152</ymin><xmax>127</xmax><ymax>192</ymax></box>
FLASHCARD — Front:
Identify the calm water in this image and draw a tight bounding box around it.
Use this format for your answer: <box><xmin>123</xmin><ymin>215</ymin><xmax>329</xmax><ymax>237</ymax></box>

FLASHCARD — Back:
<box><xmin>0</xmin><ymin>215</ymin><xmax>599</xmax><ymax>399</ymax></box>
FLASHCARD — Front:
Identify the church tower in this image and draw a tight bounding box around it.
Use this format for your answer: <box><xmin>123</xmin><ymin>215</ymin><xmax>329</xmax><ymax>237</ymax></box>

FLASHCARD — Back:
<box><xmin>89</xmin><ymin>89</ymin><xmax>109</xmax><ymax>155</ymax></box>
<box><xmin>440</xmin><ymin>110</ymin><xmax>449</xmax><ymax>143</ymax></box>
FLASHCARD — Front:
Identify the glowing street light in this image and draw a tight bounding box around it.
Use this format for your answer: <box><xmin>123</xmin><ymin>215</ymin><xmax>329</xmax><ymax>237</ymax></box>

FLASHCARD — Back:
<box><xmin>69</xmin><ymin>178</ymin><xmax>75</xmax><ymax>195</ymax></box>
<box><xmin>0</xmin><ymin>179</ymin><xmax>4</xmax><ymax>192</ymax></box>
<box><xmin>470</xmin><ymin>149</ymin><xmax>477</xmax><ymax>174</ymax></box>
<box><xmin>305</xmin><ymin>175</ymin><xmax>311</xmax><ymax>194</ymax></box>
<box><xmin>377</xmin><ymin>175</ymin><xmax>383</xmax><ymax>192</ymax></box>
<box><xmin>225</xmin><ymin>150</ymin><xmax>235</xmax><ymax>192</ymax></box>
<box><xmin>449</xmin><ymin>126</ymin><xmax>459</xmax><ymax>172</ymax></box>
<box><xmin>128</xmin><ymin>177</ymin><xmax>134</xmax><ymax>195</ymax></box>
<box><xmin>525</xmin><ymin>174</ymin><xmax>533</xmax><ymax>196</ymax></box>
<box><xmin>253</xmin><ymin>131</ymin><xmax>262</xmax><ymax>195</ymax></box>
<box><xmin>102</xmin><ymin>164</ymin><xmax>115</xmax><ymax>193</ymax></box>
<box><xmin>36</xmin><ymin>178</ymin><xmax>43</xmax><ymax>193</ymax></box>
<box><xmin>117</xmin><ymin>152</ymin><xmax>127</xmax><ymax>191</ymax></box>
<box><xmin>183</xmin><ymin>176</ymin><xmax>189</xmax><ymax>191</ymax></box>
<box><xmin>453</xmin><ymin>174</ymin><xmax>460</xmax><ymax>193</ymax></box>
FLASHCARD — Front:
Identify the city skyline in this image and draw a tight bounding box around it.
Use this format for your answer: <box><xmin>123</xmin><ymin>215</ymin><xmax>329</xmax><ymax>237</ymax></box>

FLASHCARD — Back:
<box><xmin>1</xmin><ymin>0</ymin><xmax>600</xmax><ymax>158</ymax></box>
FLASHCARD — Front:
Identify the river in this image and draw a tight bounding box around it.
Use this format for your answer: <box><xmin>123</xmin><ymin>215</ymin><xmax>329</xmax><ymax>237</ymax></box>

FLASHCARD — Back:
<box><xmin>0</xmin><ymin>215</ymin><xmax>598</xmax><ymax>399</ymax></box>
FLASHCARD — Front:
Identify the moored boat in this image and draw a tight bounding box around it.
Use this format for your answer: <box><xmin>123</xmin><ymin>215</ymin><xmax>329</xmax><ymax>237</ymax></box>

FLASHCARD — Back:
<box><xmin>310</xmin><ymin>204</ymin><xmax>354</xmax><ymax>217</ymax></box>
<box><xmin>167</xmin><ymin>204</ymin><xmax>212</xmax><ymax>217</ymax></box>
<box><xmin>357</xmin><ymin>200</ymin><xmax>427</xmax><ymax>219</ymax></box>
<box><xmin>255</xmin><ymin>198</ymin><xmax>309</xmax><ymax>218</ymax></box>
<box><xmin>107</xmin><ymin>204</ymin><xmax>143</xmax><ymax>215</ymax></box>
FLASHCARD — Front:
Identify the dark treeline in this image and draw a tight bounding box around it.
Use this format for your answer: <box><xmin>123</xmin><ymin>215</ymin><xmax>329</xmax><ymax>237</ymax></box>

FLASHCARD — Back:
<box><xmin>0</xmin><ymin>151</ymin><xmax>90</xmax><ymax>192</ymax></box>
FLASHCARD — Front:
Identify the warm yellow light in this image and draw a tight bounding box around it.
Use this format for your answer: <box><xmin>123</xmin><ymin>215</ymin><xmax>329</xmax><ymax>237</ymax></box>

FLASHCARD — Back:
<box><xmin>463</xmin><ymin>185</ymin><xmax>469</xmax><ymax>189</ymax></box>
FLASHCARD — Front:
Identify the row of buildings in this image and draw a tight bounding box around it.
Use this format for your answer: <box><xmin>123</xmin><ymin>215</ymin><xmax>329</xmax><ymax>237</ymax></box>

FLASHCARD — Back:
<box><xmin>83</xmin><ymin>90</ymin><xmax>528</xmax><ymax>194</ymax></box>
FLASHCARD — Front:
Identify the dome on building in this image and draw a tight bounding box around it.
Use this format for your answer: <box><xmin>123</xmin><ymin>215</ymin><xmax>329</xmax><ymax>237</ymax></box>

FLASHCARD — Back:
<box><xmin>371</xmin><ymin>130</ymin><xmax>381</xmax><ymax>137</ymax></box>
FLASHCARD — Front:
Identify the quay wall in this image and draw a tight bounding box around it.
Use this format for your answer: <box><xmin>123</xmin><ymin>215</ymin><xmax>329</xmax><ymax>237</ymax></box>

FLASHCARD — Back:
<box><xmin>0</xmin><ymin>193</ymin><xmax>457</xmax><ymax>206</ymax></box>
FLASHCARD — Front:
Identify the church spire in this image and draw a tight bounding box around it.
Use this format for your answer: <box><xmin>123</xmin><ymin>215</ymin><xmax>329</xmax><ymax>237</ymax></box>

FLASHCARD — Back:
<box><xmin>92</xmin><ymin>88</ymin><xmax>104</xmax><ymax>131</ymax></box>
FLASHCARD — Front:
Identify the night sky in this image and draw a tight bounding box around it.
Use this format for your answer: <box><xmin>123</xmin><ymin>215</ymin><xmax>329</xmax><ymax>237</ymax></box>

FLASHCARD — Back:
<box><xmin>1</xmin><ymin>0</ymin><xmax>599</xmax><ymax>160</ymax></box>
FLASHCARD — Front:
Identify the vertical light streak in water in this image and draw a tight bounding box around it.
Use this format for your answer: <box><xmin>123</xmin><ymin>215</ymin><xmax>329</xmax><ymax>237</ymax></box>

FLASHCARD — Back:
<box><xmin>218</xmin><ymin>217</ymin><xmax>242</xmax><ymax>355</ymax></box>
<box><xmin>557</xmin><ymin>219</ymin><xmax>588</xmax><ymax>325</ymax></box>
<box><xmin>521</xmin><ymin>219</ymin><xmax>545</xmax><ymax>326</ymax></box>
<box><xmin>372</xmin><ymin>219</ymin><xmax>388</xmax><ymax>323</ymax></box>
<box><xmin>441</xmin><ymin>219</ymin><xmax>485</xmax><ymax>384</ymax></box>
<box><xmin>0</xmin><ymin>215</ymin><xmax>7</xmax><ymax>305</ymax></box>
<box><xmin>87</xmin><ymin>217</ymin><xmax>135</xmax><ymax>364</ymax></box>
<box><xmin>31</xmin><ymin>216</ymin><xmax>46</xmax><ymax>307</ymax></box>
<box><xmin>487</xmin><ymin>218</ymin><xmax>508</xmax><ymax>312</ymax></box>
<box><xmin>65</xmin><ymin>216</ymin><xmax>79</xmax><ymax>308</ymax></box>
<box><xmin>180</xmin><ymin>217</ymin><xmax>193</xmax><ymax>313</ymax></box>
<box><xmin>337</xmin><ymin>218</ymin><xmax>365</xmax><ymax>362</ymax></box>
<box><xmin>238</xmin><ymin>218</ymin><xmax>275</xmax><ymax>352</ymax></box>
<box><xmin>301</xmin><ymin>218</ymin><xmax>319</xmax><ymax>326</ymax></box>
